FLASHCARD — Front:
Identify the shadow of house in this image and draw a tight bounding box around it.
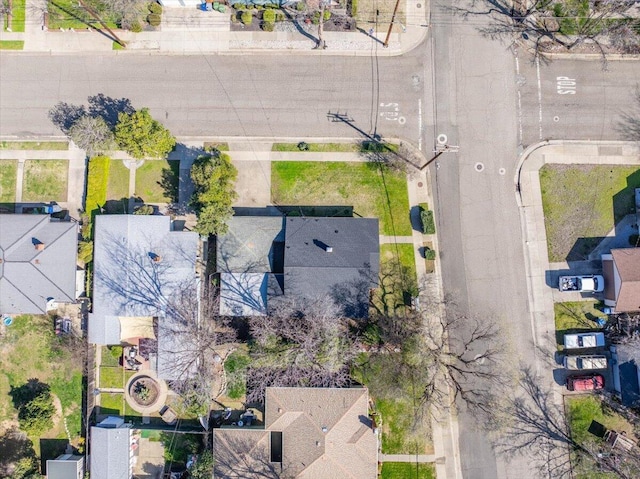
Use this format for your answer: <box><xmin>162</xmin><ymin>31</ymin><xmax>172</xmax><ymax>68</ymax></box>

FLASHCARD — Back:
<box><xmin>611</xmin><ymin>344</ymin><xmax>640</xmax><ymax>407</ymax></box>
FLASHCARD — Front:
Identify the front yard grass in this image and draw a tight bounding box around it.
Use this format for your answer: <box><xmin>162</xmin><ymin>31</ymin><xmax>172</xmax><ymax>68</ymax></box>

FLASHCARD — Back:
<box><xmin>9</xmin><ymin>0</ymin><xmax>25</xmax><ymax>32</ymax></box>
<box><xmin>22</xmin><ymin>160</ymin><xmax>69</xmax><ymax>202</ymax></box>
<box><xmin>0</xmin><ymin>141</ymin><xmax>68</xmax><ymax>150</ymax></box>
<box><xmin>135</xmin><ymin>159</ymin><xmax>180</xmax><ymax>203</ymax></box>
<box><xmin>539</xmin><ymin>165</ymin><xmax>640</xmax><ymax>262</ymax></box>
<box><xmin>271</xmin><ymin>161</ymin><xmax>411</xmax><ymax>236</ymax></box>
<box><xmin>376</xmin><ymin>397</ymin><xmax>427</xmax><ymax>454</ymax></box>
<box><xmin>381</xmin><ymin>463</ymin><xmax>436</xmax><ymax>479</ymax></box>
<box><xmin>0</xmin><ymin>160</ymin><xmax>18</xmax><ymax>203</ymax></box>
<box><xmin>48</xmin><ymin>0</ymin><xmax>118</xmax><ymax>30</ymax></box>
<box><xmin>380</xmin><ymin>243</ymin><xmax>417</xmax><ymax>283</ymax></box>
<box><xmin>554</xmin><ymin>301</ymin><xmax>606</xmax><ymax>346</ymax></box>
<box><xmin>566</xmin><ymin>395</ymin><xmax>634</xmax><ymax>478</ymax></box>
<box><xmin>107</xmin><ymin>159</ymin><xmax>130</xmax><ymax>200</ymax></box>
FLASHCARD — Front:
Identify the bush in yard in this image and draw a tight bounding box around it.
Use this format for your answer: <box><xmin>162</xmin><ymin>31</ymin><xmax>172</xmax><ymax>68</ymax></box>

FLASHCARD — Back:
<box><xmin>233</xmin><ymin>3</ymin><xmax>244</xmax><ymax>9</ymax></box>
<box><xmin>134</xmin><ymin>204</ymin><xmax>155</xmax><ymax>215</ymax></box>
<box><xmin>110</xmin><ymin>345</ymin><xmax>123</xmax><ymax>360</ymax></box>
<box><xmin>148</xmin><ymin>1</ymin><xmax>163</xmax><ymax>14</ymax></box>
<box><xmin>130</xmin><ymin>21</ymin><xmax>143</xmax><ymax>32</ymax></box>
<box><xmin>420</xmin><ymin>207</ymin><xmax>435</xmax><ymax>234</ymax></box>
<box><xmin>14</xmin><ymin>384</ymin><xmax>55</xmax><ymax>436</ymax></box>
<box><xmin>147</xmin><ymin>13</ymin><xmax>161</xmax><ymax>26</ymax></box>
<box><xmin>349</xmin><ymin>0</ymin><xmax>357</xmax><ymax>16</ymax></box>
<box><xmin>115</xmin><ymin>108</ymin><xmax>176</xmax><ymax>159</ymax></box>
<box><xmin>262</xmin><ymin>8</ymin><xmax>276</xmax><ymax>23</ymax></box>
<box><xmin>323</xmin><ymin>9</ymin><xmax>331</xmax><ymax>21</ymax></box>
<box><xmin>261</xmin><ymin>21</ymin><xmax>275</xmax><ymax>31</ymax></box>
<box><xmin>240</xmin><ymin>10</ymin><xmax>252</xmax><ymax>24</ymax></box>
<box><xmin>424</xmin><ymin>247</ymin><xmax>436</xmax><ymax>260</ymax></box>
<box><xmin>312</xmin><ymin>11</ymin><xmax>320</xmax><ymax>23</ymax></box>
<box><xmin>295</xmin><ymin>1</ymin><xmax>305</xmax><ymax>10</ymax></box>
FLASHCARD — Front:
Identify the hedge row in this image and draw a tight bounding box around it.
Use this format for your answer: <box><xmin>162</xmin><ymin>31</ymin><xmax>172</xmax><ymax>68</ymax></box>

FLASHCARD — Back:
<box><xmin>84</xmin><ymin>156</ymin><xmax>110</xmax><ymax>239</ymax></box>
<box><xmin>419</xmin><ymin>203</ymin><xmax>435</xmax><ymax>235</ymax></box>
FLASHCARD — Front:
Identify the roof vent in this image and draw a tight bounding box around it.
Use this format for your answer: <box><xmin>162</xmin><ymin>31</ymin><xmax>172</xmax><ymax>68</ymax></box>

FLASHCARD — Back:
<box><xmin>321</xmin><ymin>426</ymin><xmax>328</xmax><ymax>433</ymax></box>
<box><xmin>326</xmin><ymin>246</ymin><xmax>333</xmax><ymax>253</ymax></box>
<box><xmin>316</xmin><ymin>441</ymin><xmax>320</xmax><ymax>447</ymax></box>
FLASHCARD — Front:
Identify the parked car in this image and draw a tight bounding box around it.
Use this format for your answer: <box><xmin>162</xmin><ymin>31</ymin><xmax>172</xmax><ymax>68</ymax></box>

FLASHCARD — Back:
<box><xmin>559</xmin><ymin>275</ymin><xmax>604</xmax><ymax>293</ymax></box>
<box><xmin>566</xmin><ymin>374</ymin><xmax>605</xmax><ymax>391</ymax></box>
<box><xmin>563</xmin><ymin>355</ymin><xmax>608</xmax><ymax>370</ymax></box>
<box><xmin>563</xmin><ymin>332</ymin><xmax>605</xmax><ymax>349</ymax></box>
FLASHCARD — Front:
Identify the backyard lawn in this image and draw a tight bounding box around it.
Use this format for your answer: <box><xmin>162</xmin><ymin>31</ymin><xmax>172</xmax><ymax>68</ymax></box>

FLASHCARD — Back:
<box><xmin>135</xmin><ymin>159</ymin><xmax>180</xmax><ymax>203</ymax></box>
<box><xmin>381</xmin><ymin>463</ymin><xmax>435</xmax><ymax>479</ymax></box>
<box><xmin>539</xmin><ymin>165</ymin><xmax>640</xmax><ymax>262</ymax></box>
<box><xmin>22</xmin><ymin>160</ymin><xmax>69</xmax><ymax>202</ymax></box>
<box><xmin>554</xmin><ymin>301</ymin><xmax>606</xmax><ymax>347</ymax></box>
<box><xmin>271</xmin><ymin>162</ymin><xmax>411</xmax><ymax>235</ymax></box>
<box><xmin>0</xmin><ymin>315</ymin><xmax>83</xmax><ymax>456</ymax></box>
<box><xmin>99</xmin><ymin>366</ymin><xmax>134</xmax><ymax>389</ymax></box>
<box><xmin>0</xmin><ymin>160</ymin><xmax>17</xmax><ymax>203</ymax></box>
<box><xmin>107</xmin><ymin>159</ymin><xmax>130</xmax><ymax>200</ymax></box>
<box><xmin>99</xmin><ymin>393</ymin><xmax>125</xmax><ymax>416</ymax></box>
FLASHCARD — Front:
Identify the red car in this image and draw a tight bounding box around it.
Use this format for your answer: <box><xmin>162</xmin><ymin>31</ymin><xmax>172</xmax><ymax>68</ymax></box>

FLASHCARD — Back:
<box><xmin>567</xmin><ymin>374</ymin><xmax>605</xmax><ymax>391</ymax></box>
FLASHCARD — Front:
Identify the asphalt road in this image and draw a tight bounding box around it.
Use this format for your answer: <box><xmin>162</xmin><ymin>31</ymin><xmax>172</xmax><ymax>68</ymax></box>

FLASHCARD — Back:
<box><xmin>0</xmin><ymin>53</ymin><xmax>425</xmax><ymax>143</ymax></box>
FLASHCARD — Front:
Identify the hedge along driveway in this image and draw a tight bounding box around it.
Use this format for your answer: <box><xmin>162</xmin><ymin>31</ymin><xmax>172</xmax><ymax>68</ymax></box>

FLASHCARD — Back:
<box><xmin>271</xmin><ymin>162</ymin><xmax>411</xmax><ymax>236</ymax></box>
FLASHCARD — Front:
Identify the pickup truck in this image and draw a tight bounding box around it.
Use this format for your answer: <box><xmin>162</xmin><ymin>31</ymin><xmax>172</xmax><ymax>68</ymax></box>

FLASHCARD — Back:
<box><xmin>559</xmin><ymin>275</ymin><xmax>604</xmax><ymax>293</ymax></box>
<box><xmin>563</xmin><ymin>355</ymin><xmax>608</xmax><ymax>370</ymax></box>
<box><xmin>563</xmin><ymin>332</ymin><xmax>605</xmax><ymax>349</ymax></box>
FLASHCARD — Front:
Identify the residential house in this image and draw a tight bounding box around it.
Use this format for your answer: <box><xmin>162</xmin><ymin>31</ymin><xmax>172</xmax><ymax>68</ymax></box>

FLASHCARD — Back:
<box><xmin>0</xmin><ymin>214</ymin><xmax>78</xmax><ymax>314</ymax></box>
<box><xmin>213</xmin><ymin>387</ymin><xmax>378</xmax><ymax>479</ymax></box>
<box><xmin>89</xmin><ymin>417</ymin><xmax>133</xmax><ymax>479</ymax></box>
<box><xmin>88</xmin><ymin>215</ymin><xmax>199</xmax><ymax>380</ymax></box>
<box><xmin>217</xmin><ymin>216</ymin><xmax>379</xmax><ymax>318</ymax></box>
<box><xmin>46</xmin><ymin>454</ymin><xmax>84</xmax><ymax>479</ymax></box>
<box><xmin>602</xmin><ymin>248</ymin><xmax>640</xmax><ymax>313</ymax></box>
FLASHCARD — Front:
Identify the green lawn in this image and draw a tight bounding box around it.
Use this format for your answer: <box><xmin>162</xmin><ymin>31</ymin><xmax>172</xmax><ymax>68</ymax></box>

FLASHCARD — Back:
<box><xmin>566</xmin><ymin>395</ymin><xmax>634</xmax><ymax>478</ymax></box>
<box><xmin>381</xmin><ymin>463</ymin><xmax>435</xmax><ymax>479</ymax></box>
<box><xmin>554</xmin><ymin>301</ymin><xmax>606</xmax><ymax>347</ymax></box>
<box><xmin>203</xmin><ymin>142</ymin><xmax>230</xmax><ymax>152</ymax></box>
<box><xmin>135</xmin><ymin>159</ymin><xmax>180</xmax><ymax>203</ymax></box>
<box><xmin>0</xmin><ymin>160</ymin><xmax>18</xmax><ymax>203</ymax></box>
<box><xmin>539</xmin><ymin>165</ymin><xmax>640</xmax><ymax>262</ymax></box>
<box><xmin>224</xmin><ymin>349</ymin><xmax>251</xmax><ymax>400</ymax></box>
<box><xmin>48</xmin><ymin>0</ymin><xmax>118</xmax><ymax>30</ymax></box>
<box><xmin>107</xmin><ymin>159</ymin><xmax>130</xmax><ymax>200</ymax></box>
<box><xmin>99</xmin><ymin>393</ymin><xmax>125</xmax><ymax>415</ymax></box>
<box><xmin>22</xmin><ymin>160</ymin><xmax>69</xmax><ymax>202</ymax></box>
<box><xmin>9</xmin><ymin>0</ymin><xmax>25</xmax><ymax>32</ymax></box>
<box><xmin>380</xmin><ymin>243</ymin><xmax>417</xmax><ymax>281</ymax></box>
<box><xmin>0</xmin><ymin>315</ymin><xmax>83</xmax><ymax>448</ymax></box>
<box><xmin>0</xmin><ymin>141</ymin><xmax>68</xmax><ymax>150</ymax></box>
<box><xmin>101</xmin><ymin>346</ymin><xmax>121</xmax><ymax>367</ymax></box>
<box><xmin>376</xmin><ymin>397</ymin><xmax>426</xmax><ymax>454</ymax></box>
<box><xmin>0</xmin><ymin>40</ymin><xmax>24</xmax><ymax>50</ymax></box>
<box><xmin>99</xmin><ymin>367</ymin><xmax>125</xmax><ymax>389</ymax></box>
<box><xmin>272</xmin><ymin>142</ymin><xmax>360</xmax><ymax>153</ymax></box>
<box><xmin>271</xmin><ymin>161</ymin><xmax>411</xmax><ymax>235</ymax></box>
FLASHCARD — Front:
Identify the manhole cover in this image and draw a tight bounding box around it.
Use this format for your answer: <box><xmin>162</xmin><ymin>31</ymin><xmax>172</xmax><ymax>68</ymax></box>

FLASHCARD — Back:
<box><xmin>417</xmin><ymin>182</ymin><xmax>423</xmax><ymax>187</ymax></box>
<box><xmin>499</xmin><ymin>168</ymin><xmax>506</xmax><ymax>175</ymax></box>
<box><xmin>417</xmin><ymin>3</ymin><xmax>421</xmax><ymax>7</ymax></box>
<box><xmin>553</xmin><ymin>116</ymin><xmax>560</xmax><ymax>122</ymax></box>
<box><xmin>475</xmin><ymin>162</ymin><xmax>485</xmax><ymax>172</ymax></box>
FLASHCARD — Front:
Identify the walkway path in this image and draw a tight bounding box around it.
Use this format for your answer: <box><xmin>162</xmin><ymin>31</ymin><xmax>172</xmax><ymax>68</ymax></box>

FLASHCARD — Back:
<box><xmin>379</xmin><ymin>235</ymin><xmax>414</xmax><ymax>244</ymax></box>
<box><xmin>380</xmin><ymin>454</ymin><xmax>437</xmax><ymax>463</ymax></box>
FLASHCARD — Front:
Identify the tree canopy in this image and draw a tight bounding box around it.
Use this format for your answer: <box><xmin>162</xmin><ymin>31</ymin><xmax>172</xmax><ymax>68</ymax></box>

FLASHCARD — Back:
<box><xmin>190</xmin><ymin>152</ymin><xmax>238</xmax><ymax>236</ymax></box>
<box><xmin>115</xmin><ymin>107</ymin><xmax>176</xmax><ymax>159</ymax></box>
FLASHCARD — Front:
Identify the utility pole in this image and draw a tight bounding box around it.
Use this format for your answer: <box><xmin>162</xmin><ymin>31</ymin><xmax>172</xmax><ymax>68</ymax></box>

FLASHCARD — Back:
<box><xmin>77</xmin><ymin>0</ymin><xmax>126</xmax><ymax>48</ymax></box>
<box><xmin>383</xmin><ymin>0</ymin><xmax>401</xmax><ymax>48</ymax></box>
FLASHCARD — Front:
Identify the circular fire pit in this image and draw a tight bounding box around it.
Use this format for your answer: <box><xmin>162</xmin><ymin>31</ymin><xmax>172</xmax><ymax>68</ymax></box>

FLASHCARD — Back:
<box><xmin>124</xmin><ymin>372</ymin><xmax>167</xmax><ymax>414</ymax></box>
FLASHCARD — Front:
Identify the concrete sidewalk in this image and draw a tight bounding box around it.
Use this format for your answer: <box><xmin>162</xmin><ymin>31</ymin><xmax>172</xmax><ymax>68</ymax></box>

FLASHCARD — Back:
<box><xmin>0</xmin><ymin>0</ymin><xmax>427</xmax><ymax>55</ymax></box>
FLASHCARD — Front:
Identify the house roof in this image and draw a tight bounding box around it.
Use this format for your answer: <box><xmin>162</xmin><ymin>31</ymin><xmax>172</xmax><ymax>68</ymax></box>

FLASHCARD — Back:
<box><xmin>0</xmin><ymin>215</ymin><xmax>78</xmax><ymax>314</ymax></box>
<box><xmin>612</xmin><ymin>248</ymin><xmax>640</xmax><ymax>312</ymax></box>
<box><xmin>217</xmin><ymin>216</ymin><xmax>285</xmax><ymax>273</ymax></box>
<box><xmin>283</xmin><ymin>218</ymin><xmax>379</xmax><ymax>316</ymax></box>
<box><xmin>219</xmin><ymin>273</ymin><xmax>270</xmax><ymax>317</ymax></box>
<box><xmin>46</xmin><ymin>455</ymin><xmax>83</xmax><ymax>479</ymax></box>
<box><xmin>213</xmin><ymin>387</ymin><xmax>377</xmax><ymax>479</ymax></box>
<box><xmin>89</xmin><ymin>215</ymin><xmax>199</xmax><ymax>345</ymax></box>
<box><xmin>90</xmin><ymin>425</ymin><xmax>130</xmax><ymax>479</ymax></box>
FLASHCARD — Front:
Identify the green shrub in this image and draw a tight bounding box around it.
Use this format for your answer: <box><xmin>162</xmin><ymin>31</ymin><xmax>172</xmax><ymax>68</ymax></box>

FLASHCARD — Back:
<box><xmin>130</xmin><ymin>21</ymin><xmax>143</xmax><ymax>32</ymax></box>
<box><xmin>109</xmin><ymin>345</ymin><xmax>123</xmax><ymax>360</ymax></box>
<box><xmin>78</xmin><ymin>240</ymin><xmax>94</xmax><ymax>264</ymax></box>
<box><xmin>424</xmin><ymin>247</ymin><xmax>436</xmax><ymax>260</ymax></box>
<box><xmin>148</xmin><ymin>1</ymin><xmax>163</xmax><ymax>14</ymax></box>
<box><xmin>147</xmin><ymin>13</ymin><xmax>161</xmax><ymax>26</ymax></box>
<box><xmin>240</xmin><ymin>10</ymin><xmax>252</xmax><ymax>24</ymax></box>
<box><xmin>312</xmin><ymin>11</ymin><xmax>320</xmax><ymax>24</ymax></box>
<box><xmin>295</xmin><ymin>1</ymin><xmax>305</xmax><ymax>10</ymax></box>
<box><xmin>18</xmin><ymin>389</ymin><xmax>54</xmax><ymax>436</ymax></box>
<box><xmin>134</xmin><ymin>204</ymin><xmax>155</xmax><ymax>215</ymax></box>
<box><xmin>275</xmin><ymin>11</ymin><xmax>285</xmax><ymax>21</ymax></box>
<box><xmin>297</xmin><ymin>141</ymin><xmax>309</xmax><ymax>151</ymax></box>
<box><xmin>420</xmin><ymin>209</ymin><xmax>435</xmax><ymax>234</ymax></box>
<box><xmin>323</xmin><ymin>9</ymin><xmax>331</xmax><ymax>21</ymax></box>
<box><xmin>349</xmin><ymin>0</ymin><xmax>357</xmax><ymax>16</ymax></box>
<box><xmin>261</xmin><ymin>21</ymin><xmax>274</xmax><ymax>31</ymax></box>
<box><xmin>263</xmin><ymin>8</ymin><xmax>276</xmax><ymax>22</ymax></box>
<box><xmin>233</xmin><ymin>3</ymin><xmax>244</xmax><ymax>9</ymax></box>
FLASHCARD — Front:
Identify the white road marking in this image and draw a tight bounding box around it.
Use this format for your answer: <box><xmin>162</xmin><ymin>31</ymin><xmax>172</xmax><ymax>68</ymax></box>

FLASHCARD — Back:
<box><xmin>418</xmin><ymin>98</ymin><xmax>423</xmax><ymax>151</ymax></box>
<box><xmin>536</xmin><ymin>56</ymin><xmax>543</xmax><ymax>140</ymax></box>
<box><xmin>514</xmin><ymin>53</ymin><xmax>523</xmax><ymax>144</ymax></box>
<box><xmin>556</xmin><ymin>76</ymin><xmax>577</xmax><ymax>95</ymax></box>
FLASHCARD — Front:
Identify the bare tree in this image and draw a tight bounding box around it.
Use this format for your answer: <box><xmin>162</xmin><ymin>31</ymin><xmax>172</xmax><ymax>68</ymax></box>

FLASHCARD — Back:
<box><xmin>451</xmin><ymin>0</ymin><xmax>640</xmax><ymax>62</ymax></box>
<box><xmin>68</xmin><ymin>115</ymin><xmax>114</xmax><ymax>157</ymax></box>
<box><xmin>48</xmin><ymin>102</ymin><xmax>87</xmax><ymax>134</ymax></box>
<box><xmin>246</xmin><ymin>297</ymin><xmax>357</xmax><ymax>403</ymax></box>
<box><xmin>100</xmin><ymin>0</ymin><xmax>147</xmax><ymax>29</ymax></box>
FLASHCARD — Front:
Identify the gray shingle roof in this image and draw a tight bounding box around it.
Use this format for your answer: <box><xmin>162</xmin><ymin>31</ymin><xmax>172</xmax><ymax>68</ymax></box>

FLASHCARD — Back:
<box><xmin>46</xmin><ymin>455</ymin><xmax>83</xmax><ymax>479</ymax></box>
<box><xmin>90</xmin><ymin>425</ymin><xmax>131</xmax><ymax>479</ymax></box>
<box><xmin>89</xmin><ymin>215</ymin><xmax>198</xmax><ymax>345</ymax></box>
<box><xmin>0</xmin><ymin>215</ymin><xmax>78</xmax><ymax>314</ymax></box>
<box><xmin>213</xmin><ymin>387</ymin><xmax>377</xmax><ymax>479</ymax></box>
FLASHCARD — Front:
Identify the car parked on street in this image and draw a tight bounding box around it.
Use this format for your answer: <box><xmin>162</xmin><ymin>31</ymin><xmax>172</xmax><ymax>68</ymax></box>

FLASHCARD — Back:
<box><xmin>566</xmin><ymin>374</ymin><xmax>605</xmax><ymax>391</ymax></box>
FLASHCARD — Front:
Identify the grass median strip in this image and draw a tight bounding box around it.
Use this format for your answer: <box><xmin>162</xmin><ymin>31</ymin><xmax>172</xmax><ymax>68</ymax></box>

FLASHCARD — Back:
<box><xmin>0</xmin><ymin>40</ymin><xmax>24</xmax><ymax>50</ymax></box>
<box><xmin>0</xmin><ymin>141</ymin><xmax>68</xmax><ymax>150</ymax></box>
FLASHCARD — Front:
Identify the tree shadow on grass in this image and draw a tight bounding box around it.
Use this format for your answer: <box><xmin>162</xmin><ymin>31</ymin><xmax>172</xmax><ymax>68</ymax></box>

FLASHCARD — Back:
<box><xmin>9</xmin><ymin>378</ymin><xmax>51</xmax><ymax>411</ymax></box>
<box><xmin>159</xmin><ymin>161</ymin><xmax>180</xmax><ymax>204</ymax></box>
